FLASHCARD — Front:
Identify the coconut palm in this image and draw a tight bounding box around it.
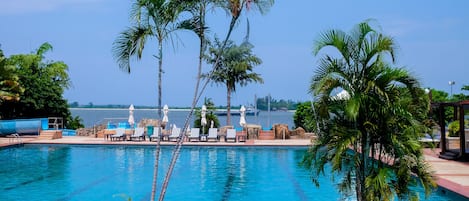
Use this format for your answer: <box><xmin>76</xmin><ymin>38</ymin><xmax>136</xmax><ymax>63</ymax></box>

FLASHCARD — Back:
<box><xmin>177</xmin><ymin>0</ymin><xmax>217</xmax><ymax>110</ymax></box>
<box><xmin>303</xmin><ymin>20</ymin><xmax>436</xmax><ymax>201</ymax></box>
<box><xmin>113</xmin><ymin>0</ymin><xmax>181</xmax><ymax>119</ymax></box>
<box><xmin>157</xmin><ymin>1</ymin><xmax>273</xmax><ymax>200</ymax></box>
<box><xmin>205</xmin><ymin>38</ymin><xmax>263</xmax><ymax>125</ymax></box>
<box><xmin>0</xmin><ymin>49</ymin><xmax>23</xmax><ymax>104</ymax></box>
<box><xmin>112</xmin><ymin>1</ymin><xmax>183</xmax><ymax>200</ymax></box>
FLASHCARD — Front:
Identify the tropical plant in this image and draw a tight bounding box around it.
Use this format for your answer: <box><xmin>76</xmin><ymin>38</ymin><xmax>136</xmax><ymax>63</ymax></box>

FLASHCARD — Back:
<box><xmin>0</xmin><ymin>43</ymin><xmax>73</xmax><ymax>126</ymax></box>
<box><xmin>193</xmin><ymin>97</ymin><xmax>220</xmax><ymax>134</ymax></box>
<box><xmin>448</xmin><ymin>120</ymin><xmax>469</xmax><ymax>137</ymax></box>
<box><xmin>112</xmin><ymin>2</ymin><xmax>182</xmax><ymax>199</ymax></box>
<box><xmin>302</xmin><ymin>21</ymin><xmax>436</xmax><ymax>201</ymax></box>
<box><xmin>293</xmin><ymin>101</ymin><xmax>319</xmax><ymax>132</ymax></box>
<box><xmin>205</xmin><ymin>38</ymin><xmax>263</xmax><ymax>125</ymax></box>
<box><xmin>462</xmin><ymin>85</ymin><xmax>469</xmax><ymax>92</ymax></box>
<box><xmin>158</xmin><ymin>1</ymin><xmax>273</xmax><ymax>200</ymax></box>
<box><xmin>177</xmin><ymin>0</ymin><xmax>216</xmax><ymax>108</ymax></box>
<box><xmin>0</xmin><ymin>48</ymin><xmax>23</xmax><ymax>106</ymax></box>
<box><xmin>67</xmin><ymin>115</ymin><xmax>84</xmax><ymax>130</ymax></box>
<box><xmin>113</xmin><ymin>0</ymin><xmax>182</xmax><ymax>118</ymax></box>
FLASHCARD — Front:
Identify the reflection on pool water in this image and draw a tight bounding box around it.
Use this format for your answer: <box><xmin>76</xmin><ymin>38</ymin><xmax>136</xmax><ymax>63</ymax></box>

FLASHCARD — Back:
<box><xmin>0</xmin><ymin>145</ymin><xmax>466</xmax><ymax>201</ymax></box>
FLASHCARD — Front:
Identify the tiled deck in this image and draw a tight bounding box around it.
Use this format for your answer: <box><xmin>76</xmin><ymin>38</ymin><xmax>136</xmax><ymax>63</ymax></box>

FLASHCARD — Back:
<box><xmin>1</xmin><ymin>136</ymin><xmax>468</xmax><ymax>199</ymax></box>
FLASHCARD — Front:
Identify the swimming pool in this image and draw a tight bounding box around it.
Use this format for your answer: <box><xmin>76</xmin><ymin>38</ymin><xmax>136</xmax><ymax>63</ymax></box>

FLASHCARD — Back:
<box><xmin>0</xmin><ymin>144</ymin><xmax>466</xmax><ymax>201</ymax></box>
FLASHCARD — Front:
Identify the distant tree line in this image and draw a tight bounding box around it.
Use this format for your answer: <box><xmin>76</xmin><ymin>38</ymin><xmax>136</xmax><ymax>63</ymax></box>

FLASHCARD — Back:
<box><xmin>256</xmin><ymin>96</ymin><xmax>299</xmax><ymax>111</ymax></box>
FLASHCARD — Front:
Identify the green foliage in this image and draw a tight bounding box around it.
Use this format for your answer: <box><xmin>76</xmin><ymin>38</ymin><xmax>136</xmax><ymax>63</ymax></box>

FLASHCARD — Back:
<box><xmin>112</xmin><ymin>0</ymin><xmax>182</xmax><ymax>119</ymax></box>
<box><xmin>448</xmin><ymin>120</ymin><xmax>469</xmax><ymax>137</ymax></box>
<box><xmin>0</xmin><ymin>48</ymin><xmax>24</xmax><ymax>105</ymax></box>
<box><xmin>204</xmin><ymin>38</ymin><xmax>263</xmax><ymax>125</ymax></box>
<box><xmin>293</xmin><ymin>101</ymin><xmax>318</xmax><ymax>132</ymax></box>
<box><xmin>0</xmin><ymin>43</ymin><xmax>73</xmax><ymax>126</ymax></box>
<box><xmin>193</xmin><ymin>98</ymin><xmax>220</xmax><ymax>134</ymax></box>
<box><xmin>303</xmin><ymin>21</ymin><xmax>436</xmax><ymax>201</ymax></box>
<box><xmin>256</xmin><ymin>96</ymin><xmax>298</xmax><ymax>110</ymax></box>
<box><xmin>67</xmin><ymin>115</ymin><xmax>84</xmax><ymax>129</ymax></box>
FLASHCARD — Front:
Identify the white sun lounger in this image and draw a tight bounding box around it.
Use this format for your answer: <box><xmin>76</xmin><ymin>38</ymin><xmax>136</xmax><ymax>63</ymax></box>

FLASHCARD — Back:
<box><xmin>226</xmin><ymin>128</ymin><xmax>236</xmax><ymax>142</ymax></box>
<box><xmin>168</xmin><ymin>127</ymin><xmax>181</xmax><ymax>142</ymax></box>
<box><xmin>188</xmin><ymin>128</ymin><xmax>200</xmax><ymax>142</ymax></box>
<box><xmin>110</xmin><ymin>128</ymin><xmax>126</xmax><ymax>141</ymax></box>
<box><xmin>207</xmin><ymin>128</ymin><xmax>218</xmax><ymax>142</ymax></box>
<box><xmin>130</xmin><ymin>127</ymin><xmax>145</xmax><ymax>141</ymax></box>
<box><xmin>149</xmin><ymin>127</ymin><xmax>162</xmax><ymax>142</ymax></box>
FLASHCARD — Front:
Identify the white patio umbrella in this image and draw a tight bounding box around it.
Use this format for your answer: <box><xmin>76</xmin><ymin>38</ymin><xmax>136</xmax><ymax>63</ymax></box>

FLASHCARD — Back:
<box><xmin>128</xmin><ymin>104</ymin><xmax>135</xmax><ymax>127</ymax></box>
<box><xmin>162</xmin><ymin>104</ymin><xmax>169</xmax><ymax>126</ymax></box>
<box><xmin>201</xmin><ymin>105</ymin><xmax>207</xmax><ymax>127</ymax></box>
<box><xmin>239</xmin><ymin>105</ymin><xmax>246</xmax><ymax>127</ymax></box>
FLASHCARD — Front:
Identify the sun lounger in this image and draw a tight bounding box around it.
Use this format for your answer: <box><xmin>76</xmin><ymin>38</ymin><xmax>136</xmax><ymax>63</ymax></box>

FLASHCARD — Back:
<box><xmin>149</xmin><ymin>127</ymin><xmax>162</xmax><ymax>142</ymax></box>
<box><xmin>226</xmin><ymin>128</ymin><xmax>236</xmax><ymax>142</ymax></box>
<box><xmin>130</xmin><ymin>127</ymin><xmax>145</xmax><ymax>141</ymax></box>
<box><xmin>168</xmin><ymin>127</ymin><xmax>181</xmax><ymax>142</ymax></box>
<box><xmin>110</xmin><ymin>128</ymin><xmax>126</xmax><ymax>141</ymax></box>
<box><xmin>188</xmin><ymin>128</ymin><xmax>200</xmax><ymax>142</ymax></box>
<box><xmin>207</xmin><ymin>128</ymin><xmax>218</xmax><ymax>142</ymax></box>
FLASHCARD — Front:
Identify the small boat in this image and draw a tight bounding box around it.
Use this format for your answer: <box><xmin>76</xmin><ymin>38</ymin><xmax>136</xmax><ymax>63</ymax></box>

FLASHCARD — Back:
<box><xmin>215</xmin><ymin>107</ymin><xmax>260</xmax><ymax>116</ymax></box>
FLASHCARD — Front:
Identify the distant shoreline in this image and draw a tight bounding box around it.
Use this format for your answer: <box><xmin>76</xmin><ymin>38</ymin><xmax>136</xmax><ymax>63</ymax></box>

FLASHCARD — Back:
<box><xmin>69</xmin><ymin>108</ymin><xmax>296</xmax><ymax>112</ymax></box>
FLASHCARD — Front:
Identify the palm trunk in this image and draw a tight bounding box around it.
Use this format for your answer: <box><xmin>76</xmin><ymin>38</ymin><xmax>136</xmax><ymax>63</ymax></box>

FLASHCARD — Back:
<box><xmin>151</xmin><ymin>39</ymin><xmax>164</xmax><ymax>201</ymax></box>
<box><xmin>157</xmin><ymin>5</ymin><xmax>244</xmax><ymax>201</ymax></box>
<box><xmin>227</xmin><ymin>87</ymin><xmax>232</xmax><ymax>125</ymax></box>
<box><xmin>158</xmin><ymin>41</ymin><xmax>163</xmax><ymax>119</ymax></box>
<box><xmin>150</xmin><ymin>131</ymin><xmax>161</xmax><ymax>201</ymax></box>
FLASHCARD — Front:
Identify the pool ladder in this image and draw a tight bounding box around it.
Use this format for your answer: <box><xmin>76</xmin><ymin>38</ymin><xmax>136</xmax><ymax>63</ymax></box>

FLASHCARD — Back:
<box><xmin>9</xmin><ymin>133</ymin><xmax>23</xmax><ymax>145</ymax></box>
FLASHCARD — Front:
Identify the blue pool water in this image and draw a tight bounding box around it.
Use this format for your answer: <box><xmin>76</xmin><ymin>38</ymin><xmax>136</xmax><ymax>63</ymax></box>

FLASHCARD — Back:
<box><xmin>0</xmin><ymin>145</ymin><xmax>466</xmax><ymax>201</ymax></box>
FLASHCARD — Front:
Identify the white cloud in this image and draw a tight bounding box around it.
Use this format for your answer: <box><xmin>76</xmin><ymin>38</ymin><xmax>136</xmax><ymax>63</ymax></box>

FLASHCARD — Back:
<box><xmin>0</xmin><ymin>0</ymin><xmax>107</xmax><ymax>15</ymax></box>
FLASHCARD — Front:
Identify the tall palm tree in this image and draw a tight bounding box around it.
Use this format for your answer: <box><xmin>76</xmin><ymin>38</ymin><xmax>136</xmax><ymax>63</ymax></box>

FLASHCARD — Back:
<box><xmin>205</xmin><ymin>38</ymin><xmax>263</xmax><ymax>125</ymax></box>
<box><xmin>0</xmin><ymin>49</ymin><xmax>23</xmax><ymax>105</ymax></box>
<box><xmin>112</xmin><ymin>1</ymin><xmax>182</xmax><ymax>200</ymax></box>
<box><xmin>303</xmin><ymin>21</ymin><xmax>435</xmax><ymax>201</ymax></box>
<box><xmin>157</xmin><ymin>1</ymin><xmax>273</xmax><ymax>200</ymax></box>
<box><xmin>177</xmin><ymin>0</ymin><xmax>215</xmax><ymax>111</ymax></box>
<box><xmin>113</xmin><ymin>0</ymin><xmax>180</xmax><ymax>118</ymax></box>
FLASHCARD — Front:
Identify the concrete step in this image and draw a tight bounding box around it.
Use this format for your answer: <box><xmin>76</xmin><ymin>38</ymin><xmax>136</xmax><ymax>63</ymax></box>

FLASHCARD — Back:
<box><xmin>39</xmin><ymin>130</ymin><xmax>63</xmax><ymax>140</ymax></box>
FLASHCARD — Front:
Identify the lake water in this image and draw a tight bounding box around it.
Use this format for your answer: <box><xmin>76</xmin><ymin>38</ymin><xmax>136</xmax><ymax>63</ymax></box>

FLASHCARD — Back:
<box><xmin>70</xmin><ymin>108</ymin><xmax>295</xmax><ymax>129</ymax></box>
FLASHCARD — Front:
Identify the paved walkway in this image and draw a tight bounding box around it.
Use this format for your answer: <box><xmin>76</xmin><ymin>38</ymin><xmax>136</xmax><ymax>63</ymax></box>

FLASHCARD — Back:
<box><xmin>1</xmin><ymin>136</ymin><xmax>468</xmax><ymax>199</ymax></box>
<box><xmin>423</xmin><ymin>148</ymin><xmax>469</xmax><ymax>198</ymax></box>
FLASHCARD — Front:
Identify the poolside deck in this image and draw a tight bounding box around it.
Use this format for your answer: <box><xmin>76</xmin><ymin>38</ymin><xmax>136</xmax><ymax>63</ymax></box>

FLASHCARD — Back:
<box><xmin>1</xmin><ymin>136</ymin><xmax>468</xmax><ymax>199</ymax></box>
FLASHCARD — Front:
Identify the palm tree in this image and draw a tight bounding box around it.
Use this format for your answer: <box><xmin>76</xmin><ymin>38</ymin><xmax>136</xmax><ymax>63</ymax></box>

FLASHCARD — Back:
<box><xmin>112</xmin><ymin>1</ymin><xmax>182</xmax><ymax>200</ymax></box>
<box><xmin>0</xmin><ymin>48</ymin><xmax>23</xmax><ymax>105</ymax></box>
<box><xmin>113</xmin><ymin>0</ymin><xmax>181</xmax><ymax>119</ymax></box>
<box><xmin>303</xmin><ymin>20</ymin><xmax>435</xmax><ymax>201</ymax></box>
<box><xmin>205</xmin><ymin>38</ymin><xmax>263</xmax><ymax>125</ymax></box>
<box><xmin>177</xmin><ymin>0</ymin><xmax>215</xmax><ymax>111</ymax></box>
<box><xmin>157</xmin><ymin>1</ymin><xmax>273</xmax><ymax>200</ymax></box>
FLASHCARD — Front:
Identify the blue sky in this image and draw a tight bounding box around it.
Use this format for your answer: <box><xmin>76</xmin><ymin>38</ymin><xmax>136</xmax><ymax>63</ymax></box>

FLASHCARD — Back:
<box><xmin>1</xmin><ymin>0</ymin><xmax>468</xmax><ymax>107</ymax></box>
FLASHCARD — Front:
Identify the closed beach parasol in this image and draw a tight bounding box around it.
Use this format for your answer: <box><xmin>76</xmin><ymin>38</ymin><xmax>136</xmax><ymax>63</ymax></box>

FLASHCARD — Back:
<box><xmin>201</xmin><ymin>105</ymin><xmax>207</xmax><ymax>127</ymax></box>
<box><xmin>162</xmin><ymin>104</ymin><xmax>169</xmax><ymax>126</ymax></box>
<box><xmin>239</xmin><ymin>105</ymin><xmax>246</xmax><ymax>127</ymax></box>
<box><xmin>128</xmin><ymin>104</ymin><xmax>135</xmax><ymax>127</ymax></box>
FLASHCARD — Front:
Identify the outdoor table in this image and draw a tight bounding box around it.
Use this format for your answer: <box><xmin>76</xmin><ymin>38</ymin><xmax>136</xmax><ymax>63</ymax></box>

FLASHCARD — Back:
<box><xmin>103</xmin><ymin>129</ymin><xmax>116</xmax><ymax>140</ymax></box>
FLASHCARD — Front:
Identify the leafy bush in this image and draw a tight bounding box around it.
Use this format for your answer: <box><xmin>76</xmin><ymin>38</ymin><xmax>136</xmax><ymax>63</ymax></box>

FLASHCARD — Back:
<box><xmin>293</xmin><ymin>101</ymin><xmax>318</xmax><ymax>133</ymax></box>
<box><xmin>448</xmin><ymin>120</ymin><xmax>469</xmax><ymax>137</ymax></box>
